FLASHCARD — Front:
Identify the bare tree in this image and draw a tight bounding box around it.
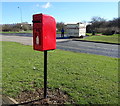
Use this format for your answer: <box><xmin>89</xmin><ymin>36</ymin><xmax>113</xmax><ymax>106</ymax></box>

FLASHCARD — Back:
<box><xmin>56</xmin><ymin>22</ymin><xmax>66</xmax><ymax>32</ymax></box>
<box><xmin>88</xmin><ymin>16</ymin><xmax>120</xmax><ymax>35</ymax></box>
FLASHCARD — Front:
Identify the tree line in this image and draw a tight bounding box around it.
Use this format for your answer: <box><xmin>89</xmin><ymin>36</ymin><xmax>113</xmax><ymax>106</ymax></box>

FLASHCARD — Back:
<box><xmin>86</xmin><ymin>17</ymin><xmax>120</xmax><ymax>35</ymax></box>
<box><xmin>1</xmin><ymin>17</ymin><xmax>119</xmax><ymax>35</ymax></box>
<box><xmin>1</xmin><ymin>22</ymin><xmax>32</xmax><ymax>32</ymax></box>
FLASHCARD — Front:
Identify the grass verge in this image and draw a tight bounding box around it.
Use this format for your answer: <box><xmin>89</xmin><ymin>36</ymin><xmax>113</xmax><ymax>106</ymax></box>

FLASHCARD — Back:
<box><xmin>2</xmin><ymin>41</ymin><xmax>118</xmax><ymax>104</ymax></box>
<box><xmin>82</xmin><ymin>34</ymin><xmax>120</xmax><ymax>44</ymax></box>
<box><xmin>0</xmin><ymin>30</ymin><xmax>32</xmax><ymax>33</ymax></box>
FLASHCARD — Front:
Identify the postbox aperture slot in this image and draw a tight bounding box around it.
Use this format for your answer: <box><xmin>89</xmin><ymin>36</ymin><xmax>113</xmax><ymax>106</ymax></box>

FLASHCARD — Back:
<box><xmin>32</xmin><ymin>20</ymin><xmax>41</xmax><ymax>23</ymax></box>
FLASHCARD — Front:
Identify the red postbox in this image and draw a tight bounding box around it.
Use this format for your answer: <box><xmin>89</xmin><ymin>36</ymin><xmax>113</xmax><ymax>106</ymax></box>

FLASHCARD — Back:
<box><xmin>33</xmin><ymin>13</ymin><xmax>56</xmax><ymax>51</ymax></box>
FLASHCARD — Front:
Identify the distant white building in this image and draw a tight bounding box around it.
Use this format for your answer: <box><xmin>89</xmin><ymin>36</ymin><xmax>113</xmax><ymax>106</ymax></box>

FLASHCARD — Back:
<box><xmin>66</xmin><ymin>22</ymin><xmax>86</xmax><ymax>37</ymax></box>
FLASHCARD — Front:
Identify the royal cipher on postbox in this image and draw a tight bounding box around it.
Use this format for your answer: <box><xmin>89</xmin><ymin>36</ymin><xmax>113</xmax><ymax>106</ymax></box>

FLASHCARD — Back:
<box><xmin>33</xmin><ymin>13</ymin><xmax>56</xmax><ymax>51</ymax></box>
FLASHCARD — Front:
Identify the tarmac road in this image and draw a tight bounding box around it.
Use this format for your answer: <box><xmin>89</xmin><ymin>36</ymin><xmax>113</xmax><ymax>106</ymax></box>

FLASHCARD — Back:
<box><xmin>0</xmin><ymin>33</ymin><xmax>66</xmax><ymax>38</ymax></box>
<box><xmin>0</xmin><ymin>34</ymin><xmax>119</xmax><ymax>58</ymax></box>
<box><xmin>57</xmin><ymin>40</ymin><xmax>119</xmax><ymax>58</ymax></box>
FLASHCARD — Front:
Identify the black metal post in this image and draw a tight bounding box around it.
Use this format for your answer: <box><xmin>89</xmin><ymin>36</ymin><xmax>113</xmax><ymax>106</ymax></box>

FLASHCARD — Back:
<box><xmin>44</xmin><ymin>50</ymin><xmax>47</xmax><ymax>98</ymax></box>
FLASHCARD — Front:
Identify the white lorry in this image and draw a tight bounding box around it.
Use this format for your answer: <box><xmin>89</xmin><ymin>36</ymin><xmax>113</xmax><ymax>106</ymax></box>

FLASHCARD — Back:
<box><xmin>66</xmin><ymin>22</ymin><xmax>86</xmax><ymax>37</ymax></box>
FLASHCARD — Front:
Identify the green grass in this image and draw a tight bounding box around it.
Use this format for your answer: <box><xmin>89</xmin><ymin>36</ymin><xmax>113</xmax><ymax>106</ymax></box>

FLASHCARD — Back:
<box><xmin>0</xmin><ymin>30</ymin><xmax>32</xmax><ymax>33</ymax></box>
<box><xmin>2</xmin><ymin>41</ymin><xmax>118</xmax><ymax>104</ymax></box>
<box><xmin>57</xmin><ymin>32</ymin><xmax>67</xmax><ymax>34</ymax></box>
<box><xmin>86</xmin><ymin>33</ymin><xmax>103</xmax><ymax>36</ymax></box>
<box><xmin>83</xmin><ymin>34</ymin><xmax>120</xmax><ymax>44</ymax></box>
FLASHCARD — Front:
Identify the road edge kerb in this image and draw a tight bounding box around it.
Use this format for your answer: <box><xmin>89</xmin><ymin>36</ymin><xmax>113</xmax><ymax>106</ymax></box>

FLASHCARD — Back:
<box><xmin>73</xmin><ymin>39</ymin><xmax>120</xmax><ymax>45</ymax></box>
<box><xmin>7</xmin><ymin>96</ymin><xmax>18</xmax><ymax>104</ymax></box>
<box><xmin>2</xmin><ymin>95</ymin><xmax>18</xmax><ymax>105</ymax></box>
